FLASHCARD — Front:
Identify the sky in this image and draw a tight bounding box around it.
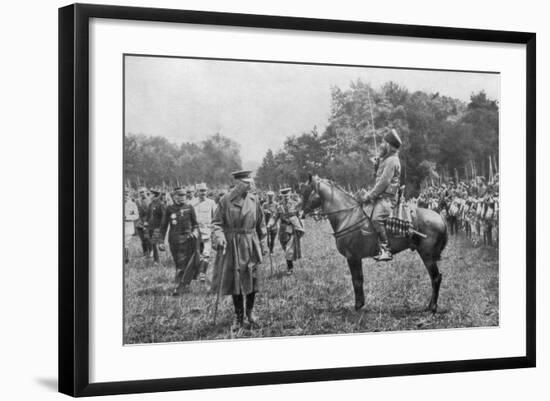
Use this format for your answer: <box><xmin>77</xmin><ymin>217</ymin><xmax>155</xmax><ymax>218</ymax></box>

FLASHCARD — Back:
<box><xmin>124</xmin><ymin>55</ymin><xmax>499</xmax><ymax>168</ymax></box>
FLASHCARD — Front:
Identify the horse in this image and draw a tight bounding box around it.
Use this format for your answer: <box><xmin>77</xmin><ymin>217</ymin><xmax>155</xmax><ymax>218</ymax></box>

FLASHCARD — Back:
<box><xmin>299</xmin><ymin>175</ymin><xmax>448</xmax><ymax>313</ymax></box>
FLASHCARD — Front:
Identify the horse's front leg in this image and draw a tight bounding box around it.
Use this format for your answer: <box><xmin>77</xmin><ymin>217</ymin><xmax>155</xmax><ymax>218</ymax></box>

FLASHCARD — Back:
<box><xmin>347</xmin><ymin>258</ymin><xmax>365</xmax><ymax>311</ymax></box>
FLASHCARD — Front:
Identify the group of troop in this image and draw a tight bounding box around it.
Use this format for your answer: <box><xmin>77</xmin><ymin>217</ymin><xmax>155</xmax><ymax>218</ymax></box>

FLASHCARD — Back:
<box><xmin>414</xmin><ymin>175</ymin><xmax>499</xmax><ymax>247</ymax></box>
<box><xmin>124</xmin><ymin>172</ymin><xmax>305</xmax><ymax>329</ymax></box>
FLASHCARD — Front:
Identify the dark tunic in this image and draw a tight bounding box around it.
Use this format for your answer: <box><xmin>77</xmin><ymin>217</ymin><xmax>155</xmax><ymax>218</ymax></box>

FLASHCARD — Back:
<box><xmin>147</xmin><ymin>197</ymin><xmax>165</xmax><ymax>244</ymax></box>
<box><xmin>160</xmin><ymin>203</ymin><xmax>199</xmax><ymax>284</ymax></box>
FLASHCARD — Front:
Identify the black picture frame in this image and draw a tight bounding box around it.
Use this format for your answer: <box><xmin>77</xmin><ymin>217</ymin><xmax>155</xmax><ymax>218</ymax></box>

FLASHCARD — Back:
<box><xmin>59</xmin><ymin>3</ymin><xmax>536</xmax><ymax>397</ymax></box>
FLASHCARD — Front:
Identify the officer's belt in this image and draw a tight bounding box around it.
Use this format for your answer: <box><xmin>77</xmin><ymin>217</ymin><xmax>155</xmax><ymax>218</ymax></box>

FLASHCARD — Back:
<box><xmin>224</xmin><ymin>228</ymin><xmax>256</xmax><ymax>234</ymax></box>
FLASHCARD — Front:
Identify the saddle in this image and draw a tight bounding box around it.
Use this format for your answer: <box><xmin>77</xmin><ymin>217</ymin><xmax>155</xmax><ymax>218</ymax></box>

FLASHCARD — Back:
<box><xmin>359</xmin><ymin>202</ymin><xmax>416</xmax><ymax>238</ymax></box>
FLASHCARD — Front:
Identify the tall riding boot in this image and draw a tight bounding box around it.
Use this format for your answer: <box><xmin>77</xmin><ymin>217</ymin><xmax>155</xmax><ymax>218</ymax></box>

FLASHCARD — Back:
<box><xmin>286</xmin><ymin>260</ymin><xmax>294</xmax><ymax>275</ymax></box>
<box><xmin>199</xmin><ymin>260</ymin><xmax>208</xmax><ymax>282</ymax></box>
<box><xmin>269</xmin><ymin>231</ymin><xmax>276</xmax><ymax>253</ymax></box>
<box><xmin>374</xmin><ymin>227</ymin><xmax>392</xmax><ymax>262</ymax></box>
<box><xmin>139</xmin><ymin>230</ymin><xmax>148</xmax><ymax>256</ymax></box>
<box><xmin>245</xmin><ymin>292</ymin><xmax>257</xmax><ymax>326</ymax></box>
<box><xmin>231</xmin><ymin>294</ymin><xmax>244</xmax><ymax>329</ymax></box>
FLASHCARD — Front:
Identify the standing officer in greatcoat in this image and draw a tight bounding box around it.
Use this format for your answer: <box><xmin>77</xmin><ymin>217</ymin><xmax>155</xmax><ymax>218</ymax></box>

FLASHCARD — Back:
<box><xmin>159</xmin><ymin>187</ymin><xmax>200</xmax><ymax>296</ymax></box>
<box><xmin>360</xmin><ymin>128</ymin><xmax>402</xmax><ymax>261</ymax></box>
<box><xmin>211</xmin><ymin>170</ymin><xmax>267</xmax><ymax>329</ymax></box>
<box><xmin>262</xmin><ymin>190</ymin><xmax>279</xmax><ymax>254</ymax></box>
<box><xmin>271</xmin><ymin>188</ymin><xmax>304</xmax><ymax>275</ymax></box>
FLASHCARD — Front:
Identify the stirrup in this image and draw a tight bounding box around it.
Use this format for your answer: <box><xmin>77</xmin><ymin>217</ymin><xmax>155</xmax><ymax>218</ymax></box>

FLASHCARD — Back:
<box><xmin>374</xmin><ymin>251</ymin><xmax>393</xmax><ymax>262</ymax></box>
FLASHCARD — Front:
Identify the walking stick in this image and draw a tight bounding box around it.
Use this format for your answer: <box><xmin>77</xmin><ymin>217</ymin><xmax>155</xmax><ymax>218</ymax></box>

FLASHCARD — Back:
<box><xmin>266</xmin><ymin>232</ymin><xmax>274</xmax><ymax>276</ymax></box>
<box><xmin>212</xmin><ymin>242</ymin><xmax>227</xmax><ymax>325</ymax></box>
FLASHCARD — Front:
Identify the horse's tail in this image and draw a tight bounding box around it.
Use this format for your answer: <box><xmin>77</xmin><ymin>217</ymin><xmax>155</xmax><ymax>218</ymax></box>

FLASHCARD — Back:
<box><xmin>433</xmin><ymin>219</ymin><xmax>448</xmax><ymax>261</ymax></box>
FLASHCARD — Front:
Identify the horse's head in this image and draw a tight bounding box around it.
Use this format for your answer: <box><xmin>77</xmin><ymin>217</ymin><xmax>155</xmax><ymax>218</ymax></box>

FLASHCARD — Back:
<box><xmin>299</xmin><ymin>174</ymin><xmax>322</xmax><ymax>216</ymax></box>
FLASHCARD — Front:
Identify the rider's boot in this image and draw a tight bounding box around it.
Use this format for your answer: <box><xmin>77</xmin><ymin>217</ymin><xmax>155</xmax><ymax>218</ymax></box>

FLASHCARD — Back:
<box><xmin>374</xmin><ymin>228</ymin><xmax>393</xmax><ymax>262</ymax></box>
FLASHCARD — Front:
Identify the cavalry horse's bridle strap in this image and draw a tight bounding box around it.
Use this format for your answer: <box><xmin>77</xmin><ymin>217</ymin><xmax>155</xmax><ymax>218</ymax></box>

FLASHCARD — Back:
<box><xmin>312</xmin><ymin>177</ymin><xmax>373</xmax><ymax>238</ymax></box>
<box><xmin>332</xmin><ymin>212</ymin><xmax>370</xmax><ymax>238</ymax></box>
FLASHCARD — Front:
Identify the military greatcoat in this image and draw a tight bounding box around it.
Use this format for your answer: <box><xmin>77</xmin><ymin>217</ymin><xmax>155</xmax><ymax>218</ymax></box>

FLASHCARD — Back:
<box><xmin>211</xmin><ymin>190</ymin><xmax>267</xmax><ymax>296</ymax></box>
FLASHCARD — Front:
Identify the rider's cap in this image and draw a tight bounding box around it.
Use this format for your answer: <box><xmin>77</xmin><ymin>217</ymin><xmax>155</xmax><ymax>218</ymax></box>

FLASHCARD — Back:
<box><xmin>266</xmin><ymin>190</ymin><xmax>275</xmax><ymax>196</ymax></box>
<box><xmin>196</xmin><ymin>182</ymin><xmax>207</xmax><ymax>190</ymax></box>
<box><xmin>384</xmin><ymin>128</ymin><xmax>402</xmax><ymax>149</ymax></box>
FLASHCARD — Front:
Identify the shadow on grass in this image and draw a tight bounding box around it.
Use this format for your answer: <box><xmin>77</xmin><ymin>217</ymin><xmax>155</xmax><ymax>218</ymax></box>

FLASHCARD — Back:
<box><xmin>389</xmin><ymin>305</ymin><xmax>450</xmax><ymax>318</ymax></box>
<box><xmin>136</xmin><ymin>286</ymin><xmax>173</xmax><ymax>297</ymax></box>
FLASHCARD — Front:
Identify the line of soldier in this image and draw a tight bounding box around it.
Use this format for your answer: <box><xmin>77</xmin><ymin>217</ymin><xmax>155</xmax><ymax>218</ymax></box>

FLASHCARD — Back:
<box><xmin>414</xmin><ymin>175</ymin><xmax>499</xmax><ymax>247</ymax></box>
<box><xmin>124</xmin><ymin>173</ymin><xmax>305</xmax><ymax>329</ymax></box>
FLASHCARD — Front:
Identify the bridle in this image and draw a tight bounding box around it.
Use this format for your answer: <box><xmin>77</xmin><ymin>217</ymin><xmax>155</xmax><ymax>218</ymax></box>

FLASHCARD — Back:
<box><xmin>305</xmin><ymin>177</ymin><xmax>372</xmax><ymax>238</ymax></box>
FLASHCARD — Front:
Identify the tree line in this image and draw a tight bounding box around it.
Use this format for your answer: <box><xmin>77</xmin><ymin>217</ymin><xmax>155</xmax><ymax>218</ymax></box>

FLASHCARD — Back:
<box><xmin>255</xmin><ymin>80</ymin><xmax>498</xmax><ymax>196</ymax></box>
<box><xmin>124</xmin><ymin>132</ymin><xmax>242</xmax><ymax>188</ymax></box>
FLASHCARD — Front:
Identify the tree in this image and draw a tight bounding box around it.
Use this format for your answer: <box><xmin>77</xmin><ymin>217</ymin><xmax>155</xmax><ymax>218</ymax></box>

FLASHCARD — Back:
<box><xmin>123</xmin><ymin>133</ymin><xmax>243</xmax><ymax>188</ymax></box>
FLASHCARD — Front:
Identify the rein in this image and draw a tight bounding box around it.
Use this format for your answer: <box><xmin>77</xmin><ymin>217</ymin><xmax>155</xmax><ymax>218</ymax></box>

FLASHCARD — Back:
<box><xmin>308</xmin><ymin>178</ymin><xmax>372</xmax><ymax>238</ymax></box>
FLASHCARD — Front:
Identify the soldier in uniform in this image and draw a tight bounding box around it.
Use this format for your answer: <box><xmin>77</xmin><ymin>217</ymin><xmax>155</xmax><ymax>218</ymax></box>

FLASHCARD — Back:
<box><xmin>360</xmin><ymin>128</ymin><xmax>402</xmax><ymax>261</ymax></box>
<box><xmin>124</xmin><ymin>188</ymin><xmax>139</xmax><ymax>264</ymax></box>
<box><xmin>185</xmin><ymin>186</ymin><xmax>196</xmax><ymax>205</ymax></box>
<box><xmin>262</xmin><ymin>191</ymin><xmax>279</xmax><ymax>254</ymax></box>
<box><xmin>147</xmin><ymin>188</ymin><xmax>165</xmax><ymax>264</ymax></box>
<box><xmin>159</xmin><ymin>187</ymin><xmax>200</xmax><ymax>296</ymax></box>
<box><xmin>272</xmin><ymin>188</ymin><xmax>304</xmax><ymax>275</ymax></box>
<box><xmin>191</xmin><ymin>182</ymin><xmax>217</xmax><ymax>283</ymax></box>
<box><xmin>211</xmin><ymin>170</ymin><xmax>267</xmax><ymax>329</ymax></box>
<box><xmin>135</xmin><ymin>187</ymin><xmax>152</xmax><ymax>257</ymax></box>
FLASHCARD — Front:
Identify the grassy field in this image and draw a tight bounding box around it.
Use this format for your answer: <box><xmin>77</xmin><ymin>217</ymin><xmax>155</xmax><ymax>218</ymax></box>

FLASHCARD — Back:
<box><xmin>124</xmin><ymin>218</ymin><xmax>499</xmax><ymax>344</ymax></box>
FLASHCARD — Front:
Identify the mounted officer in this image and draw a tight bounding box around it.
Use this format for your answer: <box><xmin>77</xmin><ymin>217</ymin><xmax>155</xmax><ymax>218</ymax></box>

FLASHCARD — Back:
<box><xmin>360</xmin><ymin>128</ymin><xmax>402</xmax><ymax>262</ymax></box>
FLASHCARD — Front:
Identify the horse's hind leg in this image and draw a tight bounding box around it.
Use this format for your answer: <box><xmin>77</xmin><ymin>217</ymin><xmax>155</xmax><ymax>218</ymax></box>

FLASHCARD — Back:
<box><xmin>421</xmin><ymin>256</ymin><xmax>442</xmax><ymax>313</ymax></box>
<box><xmin>347</xmin><ymin>258</ymin><xmax>365</xmax><ymax>311</ymax></box>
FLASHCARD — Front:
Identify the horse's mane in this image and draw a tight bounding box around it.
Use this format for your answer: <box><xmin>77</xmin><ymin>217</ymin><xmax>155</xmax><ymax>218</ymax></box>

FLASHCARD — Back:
<box><xmin>318</xmin><ymin>177</ymin><xmax>359</xmax><ymax>204</ymax></box>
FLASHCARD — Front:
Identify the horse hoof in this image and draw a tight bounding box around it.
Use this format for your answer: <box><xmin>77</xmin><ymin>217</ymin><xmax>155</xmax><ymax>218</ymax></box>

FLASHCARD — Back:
<box><xmin>425</xmin><ymin>304</ymin><xmax>437</xmax><ymax>314</ymax></box>
<box><xmin>354</xmin><ymin>302</ymin><xmax>365</xmax><ymax>311</ymax></box>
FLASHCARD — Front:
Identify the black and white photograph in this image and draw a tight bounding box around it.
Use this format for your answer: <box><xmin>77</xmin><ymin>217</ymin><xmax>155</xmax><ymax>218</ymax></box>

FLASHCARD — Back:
<box><xmin>123</xmin><ymin>55</ymin><xmax>500</xmax><ymax>344</ymax></box>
